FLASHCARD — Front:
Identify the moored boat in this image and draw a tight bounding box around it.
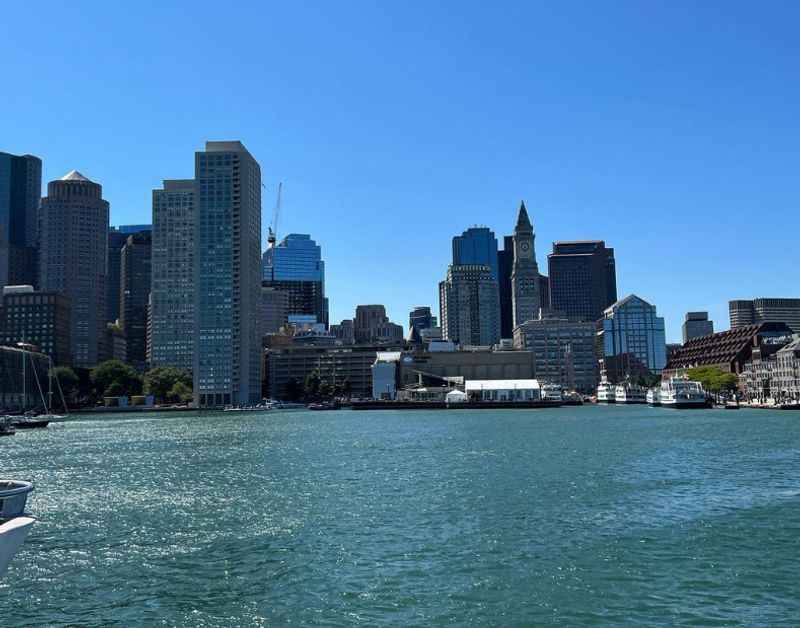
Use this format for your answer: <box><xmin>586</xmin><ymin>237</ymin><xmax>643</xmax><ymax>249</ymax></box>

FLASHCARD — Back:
<box><xmin>596</xmin><ymin>376</ymin><xmax>616</xmax><ymax>403</ymax></box>
<box><xmin>0</xmin><ymin>480</ymin><xmax>35</xmax><ymax>577</ymax></box>
<box><xmin>646</xmin><ymin>388</ymin><xmax>661</xmax><ymax>406</ymax></box>
<box><xmin>615</xmin><ymin>382</ymin><xmax>647</xmax><ymax>404</ymax></box>
<box><xmin>0</xmin><ymin>417</ymin><xmax>16</xmax><ymax>436</ymax></box>
<box><xmin>659</xmin><ymin>376</ymin><xmax>709</xmax><ymax>409</ymax></box>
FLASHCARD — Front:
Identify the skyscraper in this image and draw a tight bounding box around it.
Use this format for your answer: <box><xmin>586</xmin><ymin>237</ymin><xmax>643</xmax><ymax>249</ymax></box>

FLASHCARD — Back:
<box><xmin>0</xmin><ymin>152</ymin><xmax>41</xmax><ymax>290</ymax></box>
<box><xmin>39</xmin><ymin>171</ymin><xmax>109</xmax><ymax>367</ymax></box>
<box><xmin>120</xmin><ymin>231</ymin><xmax>152</xmax><ymax>371</ymax></box>
<box><xmin>548</xmin><ymin>240</ymin><xmax>617</xmax><ymax>322</ymax></box>
<box><xmin>729</xmin><ymin>298</ymin><xmax>800</xmax><ymax>334</ymax></box>
<box><xmin>194</xmin><ymin>141</ymin><xmax>262</xmax><ymax>407</ymax></box>
<box><xmin>151</xmin><ymin>180</ymin><xmax>196</xmax><ymax>370</ymax></box>
<box><xmin>107</xmin><ymin>224</ymin><xmax>151</xmax><ymax>324</ymax></box>
<box><xmin>511</xmin><ymin>201</ymin><xmax>540</xmax><ymax>328</ymax></box>
<box><xmin>598</xmin><ymin>294</ymin><xmax>666</xmax><ymax>379</ymax></box>
<box><xmin>499</xmin><ymin>234</ymin><xmax>549</xmax><ymax>338</ymax></box>
<box><xmin>262</xmin><ymin>233</ymin><xmax>327</xmax><ymax>326</ymax></box>
<box><xmin>682</xmin><ymin>311</ymin><xmax>714</xmax><ymax>343</ymax></box>
<box><xmin>439</xmin><ymin>264</ymin><xmax>500</xmax><ymax>346</ymax></box>
<box><xmin>409</xmin><ymin>306</ymin><xmax>437</xmax><ymax>334</ymax></box>
<box><xmin>452</xmin><ymin>227</ymin><xmax>499</xmax><ymax>279</ymax></box>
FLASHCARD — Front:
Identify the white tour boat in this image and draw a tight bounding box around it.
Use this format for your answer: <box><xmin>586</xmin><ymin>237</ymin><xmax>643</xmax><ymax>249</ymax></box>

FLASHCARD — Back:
<box><xmin>659</xmin><ymin>377</ymin><xmax>709</xmax><ymax>409</ymax></box>
<box><xmin>0</xmin><ymin>480</ymin><xmax>35</xmax><ymax>577</ymax></box>
<box><xmin>614</xmin><ymin>382</ymin><xmax>647</xmax><ymax>404</ymax></box>
<box><xmin>596</xmin><ymin>377</ymin><xmax>616</xmax><ymax>403</ymax></box>
<box><xmin>646</xmin><ymin>387</ymin><xmax>661</xmax><ymax>406</ymax></box>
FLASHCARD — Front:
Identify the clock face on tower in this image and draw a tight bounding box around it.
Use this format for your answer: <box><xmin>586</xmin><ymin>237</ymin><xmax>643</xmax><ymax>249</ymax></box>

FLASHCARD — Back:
<box><xmin>521</xmin><ymin>242</ymin><xmax>530</xmax><ymax>252</ymax></box>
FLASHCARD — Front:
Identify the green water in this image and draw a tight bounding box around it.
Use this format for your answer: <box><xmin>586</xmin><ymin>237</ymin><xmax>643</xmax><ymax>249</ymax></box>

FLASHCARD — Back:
<box><xmin>2</xmin><ymin>406</ymin><xmax>800</xmax><ymax>626</ymax></box>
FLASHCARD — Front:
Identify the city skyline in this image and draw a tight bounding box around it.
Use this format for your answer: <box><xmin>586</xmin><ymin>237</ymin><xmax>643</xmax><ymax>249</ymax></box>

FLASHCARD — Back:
<box><xmin>3</xmin><ymin>3</ymin><xmax>800</xmax><ymax>342</ymax></box>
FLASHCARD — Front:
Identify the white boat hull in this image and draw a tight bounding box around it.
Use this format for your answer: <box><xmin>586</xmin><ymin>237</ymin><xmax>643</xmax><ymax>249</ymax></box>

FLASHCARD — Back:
<box><xmin>0</xmin><ymin>516</ymin><xmax>34</xmax><ymax>577</ymax></box>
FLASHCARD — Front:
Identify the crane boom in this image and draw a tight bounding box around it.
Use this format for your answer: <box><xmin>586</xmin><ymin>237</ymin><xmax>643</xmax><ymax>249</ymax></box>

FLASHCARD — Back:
<box><xmin>268</xmin><ymin>182</ymin><xmax>282</xmax><ymax>247</ymax></box>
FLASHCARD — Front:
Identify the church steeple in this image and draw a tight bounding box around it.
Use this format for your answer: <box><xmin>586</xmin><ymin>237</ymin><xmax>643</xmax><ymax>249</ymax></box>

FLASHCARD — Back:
<box><xmin>515</xmin><ymin>200</ymin><xmax>532</xmax><ymax>233</ymax></box>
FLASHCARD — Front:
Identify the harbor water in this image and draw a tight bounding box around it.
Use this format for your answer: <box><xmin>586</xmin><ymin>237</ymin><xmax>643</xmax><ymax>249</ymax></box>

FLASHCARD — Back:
<box><xmin>2</xmin><ymin>406</ymin><xmax>800</xmax><ymax>626</ymax></box>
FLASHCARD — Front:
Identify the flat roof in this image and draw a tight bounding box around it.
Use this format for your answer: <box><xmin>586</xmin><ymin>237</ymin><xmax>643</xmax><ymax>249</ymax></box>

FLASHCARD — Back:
<box><xmin>465</xmin><ymin>379</ymin><xmax>540</xmax><ymax>390</ymax></box>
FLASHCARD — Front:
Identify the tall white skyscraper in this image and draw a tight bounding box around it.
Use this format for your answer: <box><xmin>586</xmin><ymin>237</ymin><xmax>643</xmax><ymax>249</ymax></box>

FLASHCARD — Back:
<box><xmin>194</xmin><ymin>141</ymin><xmax>262</xmax><ymax>407</ymax></box>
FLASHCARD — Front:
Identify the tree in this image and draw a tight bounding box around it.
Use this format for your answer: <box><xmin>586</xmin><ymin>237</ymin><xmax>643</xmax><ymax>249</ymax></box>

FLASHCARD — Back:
<box><xmin>687</xmin><ymin>366</ymin><xmax>738</xmax><ymax>395</ymax></box>
<box><xmin>168</xmin><ymin>380</ymin><xmax>193</xmax><ymax>403</ymax></box>
<box><xmin>304</xmin><ymin>370</ymin><xmax>321</xmax><ymax>398</ymax></box>
<box><xmin>144</xmin><ymin>366</ymin><xmax>192</xmax><ymax>403</ymax></box>
<box><xmin>50</xmin><ymin>366</ymin><xmax>79</xmax><ymax>405</ymax></box>
<box><xmin>319</xmin><ymin>380</ymin><xmax>333</xmax><ymax>399</ymax></box>
<box><xmin>90</xmin><ymin>360</ymin><xmax>143</xmax><ymax>398</ymax></box>
<box><xmin>341</xmin><ymin>378</ymin><xmax>353</xmax><ymax>399</ymax></box>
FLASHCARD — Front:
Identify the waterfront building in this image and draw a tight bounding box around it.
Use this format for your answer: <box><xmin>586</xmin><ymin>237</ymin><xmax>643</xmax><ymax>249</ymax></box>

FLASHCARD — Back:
<box><xmin>682</xmin><ymin>311</ymin><xmax>713</xmax><ymax>343</ymax></box>
<box><xmin>39</xmin><ymin>171</ymin><xmax>109</xmax><ymax>367</ymax></box>
<box><xmin>663</xmin><ymin>322</ymin><xmax>793</xmax><ymax>377</ymax></box>
<box><xmin>439</xmin><ymin>264</ymin><xmax>500</xmax><ymax>346</ymax></box>
<box><xmin>398</xmin><ymin>347</ymin><xmax>534</xmax><ymax>387</ymax></box>
<box><xmin>729</xmin><ymin>298</ymin><xmax>800</xmax><ymax>333</ymax></box>
<box><xmin>107</xmin><ymin>224</ymin><xmax>151</xmax><ymax>324</ymax></box>
<box><xmin>120</xmin><ymin>231</ymin><xmax>152</xmax><ymax>371</ymax></box>
<box><xmin>774</xmin><ymin>338</ymin><xmax>800</xmax><ymax>402</ymax></box>
<box><xmin>150</xmin><ymin>180</ymin><xmax>195</xmax><ymax>370</ymax></box>
<box><xmin>194</xmin><ymin>141</ymin><xmax>262</xmax><ymax>407</ymax></box>
<box><xmin>513</xmin><ymin>311</ymin><xmax>598</xmax><ymax>393</ymax></box>
<box><xmin>354</xmin><ymin>305</ymin><xmax>403</xmax><ymax>344</ymax></box>
<box><xmin>511</xmin><ymin>202</ymin><xmax>541</xmax><ymax>327</ymax></box>
<box><xmin>0</xmin><ymin>152</ymin><xmax>41</xmax><ymax>290</ymax></box>
<box><xmin>265</xmin><ymin>343</ymin><xmax>402</xmax><ymax>400</ymax></box>
<box><xmin>0</xmin><ymin>345</ymin><xmax>51</xmax><ymax>411</ymax></box>
<box><xmin>548</xmin><ymin>240</ymin><xmax>617</xmax><ymax>322</ymax></box>
<box><xmin>598</xmin><ymin>294</ymin><xmax>666</xmax><ymax>379</ymax></box>
<box><xmin>372</xmin><ymin>351</ymin><xmax>401</xmax><ymax>399</ymax></box>
<box><xmin>465</xmin><ymin>379</ymin><xmax>541</xmax><ymax>402</ymax></box>
<box><xmin>0</xmin><ymin>285</ymin><xmax>71</xmax><ymax>366</ymax></box>
<box><xmin>409</xmin><ymin>306</ymin><xmax>437</xmax><ymax>335</ymax></box>
<box><xmin>452</xmin><ymin>227</ymin><xmax>499</xmax><ymax>280</ymax></box>
<box><xmin>739</xmin><ymin>336</ymin><xmax>795</xmax><ymax>404</ymax></box>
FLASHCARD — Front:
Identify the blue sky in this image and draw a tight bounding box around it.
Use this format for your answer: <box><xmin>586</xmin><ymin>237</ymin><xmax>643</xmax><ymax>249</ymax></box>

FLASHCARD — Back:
<box><xmin>2</xmin><ymin>1</ymin><xmax>799</xmax><ymax>342</ymax></box>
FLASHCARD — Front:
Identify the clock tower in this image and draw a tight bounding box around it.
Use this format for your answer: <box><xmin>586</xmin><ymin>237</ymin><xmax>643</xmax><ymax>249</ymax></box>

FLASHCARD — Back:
<box><xmin>511</xmin><ymin>201</ymin><xmax>540</xmax><ymax>328</ymax></box>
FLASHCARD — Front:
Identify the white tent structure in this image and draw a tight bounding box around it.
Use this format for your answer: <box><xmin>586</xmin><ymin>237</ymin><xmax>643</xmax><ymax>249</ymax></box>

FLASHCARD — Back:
<box><xmin>445</xmin><ymin>389</ymin><xmax>468</xmax><ymax>404</ymax></box>
<box><xmin>464</xmin><ymin>379</ymin><xmax>541</xmax><ymax>402</ymax></box>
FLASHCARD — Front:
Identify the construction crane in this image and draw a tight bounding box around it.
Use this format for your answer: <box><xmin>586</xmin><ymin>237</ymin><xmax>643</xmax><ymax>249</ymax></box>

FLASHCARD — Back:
<box><xmin>267</xmin><ymin>181</ymin><xmax>282</xmax><ymax>248</ymax></box>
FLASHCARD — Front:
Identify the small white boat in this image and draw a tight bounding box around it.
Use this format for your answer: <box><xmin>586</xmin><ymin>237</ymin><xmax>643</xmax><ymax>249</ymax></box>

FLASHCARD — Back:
<box><xmin>0</xmin><ymin>480</ymin><xmax>35</xmax><ymax>577</ymax></box>
<box><xmin>646</xmin><ymin>388</ymin><xmax>661</xmax><ymax>406</ymax></box>
<box><xmin>596</xmin><ymin>376</ymin><xmax>616</xmax><ymax>403</ymax></box>
<box><xmin>615</xmin><ymin>382</ymin><xmax>647</xmax><ymax>404</ymax></box>
<box><xmin>541</xmin><ymin>383</ymin><xmax>563</xmax><ymax>403</ymax></box>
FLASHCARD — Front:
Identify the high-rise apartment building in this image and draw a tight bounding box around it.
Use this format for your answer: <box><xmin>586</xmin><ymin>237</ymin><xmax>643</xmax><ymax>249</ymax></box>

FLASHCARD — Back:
<box><xmin>439</xmin><ymin>264</ymin><xmax>500</xmax><ymax>346</ymax></box>
<box><xmin>548</xmin><ymin>240</ymin><xmax>616</xmax><ymax>322</ymax></box>
<box><xmin>194</xmin><ymin>141</ymin><xmax>262</xmax><ymax>407</ymax></box>
<box><xmin>452</xmin><ymin>227</ymin><xmax>499</xmax><ymax>279</ymax></box>
<box><xmin>262</xmin><ymin>233</ymin><xmax>327</xmax><ymax>327</ymax></box>
<box><xmin>729</xmin><ymin>298</ymin><xmax>800</xmax><ymax>334</ymax></box>
<box><xmin>682</xmin><ymin>311</ymin><xmax>713</xmax><ymax>344</ymax></box>
<box><xmin>120</xmin><ymin>231</ymin><xmax>152</xmax><ymax>371</ymax></box>
<box><xmin>261</xmin><ymin>286</ymin><xmax>289</xmax><ymax>335</ymax></box>
<box><xmin>150</xmin><ymin>180</ymin><xmax>195</xmax><ymax>370</ymax></box>
<box><xmin>0</xmin><ymin>152</ymin><xmax>41</xmax><ymax>290</ymax></box>
<box><xmin>511</xmin><ymin>202</ymin><xmax>540</xmax><ymax>328</ymax></box>
<box><xmin>39</xmin><ymin>171</ymin><xmax>109</xmax><ymax>367</ymax></box>
<box><xmin>598</xmin><ymin>294</ymin><xmax>666</xmax><ymax>378</ymax></box>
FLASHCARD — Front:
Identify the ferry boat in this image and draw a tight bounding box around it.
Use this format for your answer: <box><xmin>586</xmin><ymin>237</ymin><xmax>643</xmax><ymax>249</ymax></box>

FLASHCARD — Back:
<box><xmin>541</xmin><ymin>383</ymin><xmax>563</xmax><ymax>403</ymax></box>
<box><xmin>614</xmin><ymin>382</ymin><xmax>646</xmax><ymax>404</ymax></box>
<box><xmin>659</xmin><ymin>377</ymin><xmax>709</xmax><ymax>409</ymax></box>
<box><xmin>596</xmin><ymin>377</ymin><xmax>616</xmax><ymax>403</ymax></box>
<box><xmin>0</xmin><ymin>480</ymin><xmax>35</xmax><ymax>577</ymax></box>
<box><xmin>646</xmin><ymin>388</ymin><xmax>661</xmax><ymax>406</ymax></box>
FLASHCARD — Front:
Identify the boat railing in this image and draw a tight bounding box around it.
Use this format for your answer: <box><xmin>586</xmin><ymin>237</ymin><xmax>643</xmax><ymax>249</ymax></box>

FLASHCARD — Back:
<box><xmin>0</xmin><ymin>481</ymin><xmax>34</xmax><ymax>520</ymax></box>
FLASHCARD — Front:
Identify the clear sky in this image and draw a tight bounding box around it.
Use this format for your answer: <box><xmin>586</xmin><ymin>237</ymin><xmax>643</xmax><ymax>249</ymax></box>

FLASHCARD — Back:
<box><xmin>2</xmin><ymin>1</ymin><xmax>799</xmax><ymax>342</ymax></box>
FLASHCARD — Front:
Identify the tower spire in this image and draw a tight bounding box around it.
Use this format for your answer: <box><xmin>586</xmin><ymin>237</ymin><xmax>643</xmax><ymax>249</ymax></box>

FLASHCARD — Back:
<box><xmin>515</xmin><ymin>200</ymin><xmax>532</xmax><ymax>232</ymax></box>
